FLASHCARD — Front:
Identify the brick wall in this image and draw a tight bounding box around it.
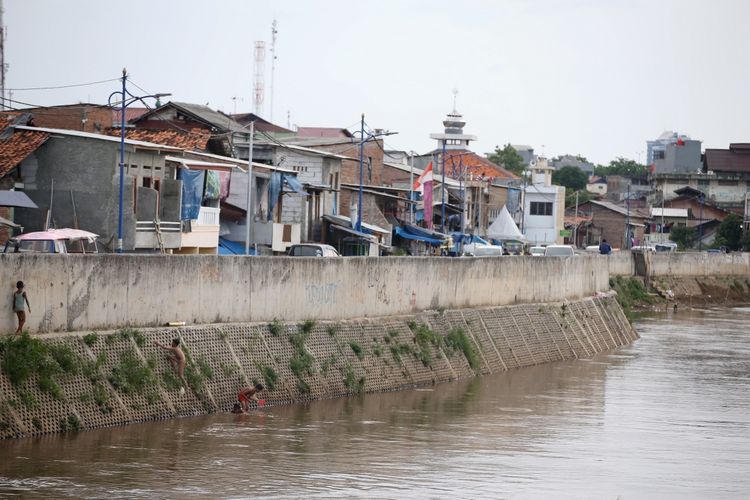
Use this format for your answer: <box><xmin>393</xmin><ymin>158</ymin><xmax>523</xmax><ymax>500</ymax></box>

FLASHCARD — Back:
<box><xmin>26</xmin><ymin>106</ymin><xmax>113</xmax><ymax>133</ymax></box>
<box><xmin>591</xmin><ymin>205</ymin><xmax>646</xmax><ymax>249</ymax></box>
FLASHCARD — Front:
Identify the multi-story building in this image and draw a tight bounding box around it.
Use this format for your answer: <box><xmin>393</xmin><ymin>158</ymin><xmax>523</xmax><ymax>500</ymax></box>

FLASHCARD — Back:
<box><xmin>522</xmin><ymin>157</ymin><xmax>566</xmax><ymax>245</ymax></box>
<box><xmin>551</xmin><ymin>154</ymin><xmax>595</xmax><ymax>176</ymax></box>
<box><xmin>646</xmin><ymin>131</ymin><xmax>701</xmax><ymax>174</ymax></box>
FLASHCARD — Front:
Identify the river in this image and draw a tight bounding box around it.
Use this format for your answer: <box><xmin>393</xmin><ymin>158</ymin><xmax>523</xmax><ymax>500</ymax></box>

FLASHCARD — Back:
<box><xmin>0</xmin><ymin>307</ymin><xmax>749</xmax><ymax>499</ymax></box>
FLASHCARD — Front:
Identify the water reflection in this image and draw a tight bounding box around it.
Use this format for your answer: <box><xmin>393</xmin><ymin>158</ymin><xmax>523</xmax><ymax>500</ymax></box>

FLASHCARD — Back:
<box><xmin>1</xmin><ymin>308</ymin><xmax>749</xmax><ymax>499</ymax></box>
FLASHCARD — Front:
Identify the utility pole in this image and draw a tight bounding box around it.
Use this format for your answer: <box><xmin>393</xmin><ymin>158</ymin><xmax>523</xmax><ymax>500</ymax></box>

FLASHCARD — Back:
<box><xmin>574</xmin><ymin>190</ymin><xmax>579</xmax><ymax>247</ymax></box>
<box><xmin>409</xmin><ymin>151</ymin><xmax>414</xmax><ymax>224</ymax></box>
<box><xmin>625</xmin><ymin>183</ymin><xmax>631</xmax><ymax>249</ymax></box>
<box><xmin>244</xmin><ymin>121</ymin><xmax>255</xmax><ymax>254</ymax></box>
<box><xmin>0</xmin><ymin>0</ymin><xmax>6</xmax><ymax>111</ymax></box>
<box><xmin>269</xmin><ymin>19</ymin><xmax>278</xmax><ymax>122</ymax></box>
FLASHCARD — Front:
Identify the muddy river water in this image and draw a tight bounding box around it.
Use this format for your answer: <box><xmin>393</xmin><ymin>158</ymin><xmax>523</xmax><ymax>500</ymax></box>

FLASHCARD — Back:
<box><xmin>1</xmin><ymin>307</ymin><xmax>749</xmax><ymax>499</ymax></box>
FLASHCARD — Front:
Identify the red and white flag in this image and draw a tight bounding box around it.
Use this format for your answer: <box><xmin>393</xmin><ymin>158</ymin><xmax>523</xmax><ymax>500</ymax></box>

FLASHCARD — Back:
<box><xmin>413</xmin><ymin>162</ymin><xmax>434</xmax><ymax>193</ymax></box>
<box><xmin>414</xmin><ymin>162</ymin><xmax>434</xmax><ymax>229</ymax></box>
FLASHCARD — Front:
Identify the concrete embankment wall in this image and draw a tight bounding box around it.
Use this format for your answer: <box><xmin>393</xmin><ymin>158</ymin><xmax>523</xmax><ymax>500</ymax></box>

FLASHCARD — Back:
<box><xmin>0</xmin><ymin>293</ymin><xmax>637</xmax><ymax>439</ymax></box>
<box><xmin>607</xmin><ymin>251</ymin><xmax>750</xmax><ymax>277</ymax></box>
<box><xmin>0</xmin><ymin>254</ymin><xmax>610</xmax><ymax>334</ymax></box>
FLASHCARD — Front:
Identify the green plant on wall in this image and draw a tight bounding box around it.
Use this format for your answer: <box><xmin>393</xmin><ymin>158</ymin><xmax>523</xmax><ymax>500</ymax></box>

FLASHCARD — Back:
<box><xmin>289</xmin><ymin>328</ymin><xmax>315</xmax><ymax>393</ymax></box>
<box><xmin>257</xmin><ymin>364</ymin><xmax>278</xmax><ymax>391</ymax></box>
<box><xmin>268</xmin><ymin>319</ymin><xmax>284</xmax><ymax>336</ymax></box>
<box><xmin>349</xmin><ymin>342</ymin><xmax>364</xmax><ymax>361</ymax></box>
<box><xmin>343</xmin><ymin>367</ymin><xmax>365</xmax><ymax>395</ymax></box>
<box><xmin>0</xmin><ymin>335</ymin><xmax>82</xmax><ymax>402</ymax></box>
<box><xmin>444</xmin><ymin>328</ymin><xmax>480</xmax><ymax>371</ymax></box>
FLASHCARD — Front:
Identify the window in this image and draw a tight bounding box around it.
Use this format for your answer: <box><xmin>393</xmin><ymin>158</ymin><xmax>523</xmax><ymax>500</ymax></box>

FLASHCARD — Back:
<box><xmin>142</xmin><ymin>177</ymin><xmax>152</xmax><ymax>188</ymax></box>
<box><xmin>654</xmin><ymin>150</ymin><xmax>665</xmax><ymax>160</ymax></box>
<box><xmin>718</xmin><ymin>180</ymin><xmax>737</xmax><ymax>186</ymax></box>
<box><xmin>698</xmin><ymin>179</ymin><xmax>710</xmax><ymax>188</ymax></box>
<box><xmin>530</xmin><ymin>201</ymin><xmax>553</xmax><ymax>216</ymax></box>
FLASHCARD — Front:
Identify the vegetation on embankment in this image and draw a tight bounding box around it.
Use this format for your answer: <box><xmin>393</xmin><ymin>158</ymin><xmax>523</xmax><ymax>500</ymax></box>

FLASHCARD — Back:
<box><xmin>0</xmin><ymin>296</ymin><xmax>636</xmax><ymax>439</ymax></box>
<box><xmin>610</xmin><ymin>276</ymin><xmax>657</xmax><ymax>319</ymax></box>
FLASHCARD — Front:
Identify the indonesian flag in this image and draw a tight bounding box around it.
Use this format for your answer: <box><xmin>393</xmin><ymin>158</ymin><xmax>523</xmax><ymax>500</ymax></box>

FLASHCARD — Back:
<box><xmin>414</xmin><ymin>162</ymin><xmax>434</xmax><ymax>229</ymax></box>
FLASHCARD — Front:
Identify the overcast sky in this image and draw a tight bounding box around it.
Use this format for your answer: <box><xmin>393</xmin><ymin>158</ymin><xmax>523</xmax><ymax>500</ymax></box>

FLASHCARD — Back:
<box><xmin>5</xmin><ymin>0</ymin><xmax>749</xmax><ymax>164</ymax></box>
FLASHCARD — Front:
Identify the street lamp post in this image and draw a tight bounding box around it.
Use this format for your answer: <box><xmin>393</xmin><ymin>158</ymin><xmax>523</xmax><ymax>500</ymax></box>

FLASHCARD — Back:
<box><xmin>353</xmin><ymin>114</ymin><xmax>396</xmax><ymax>232</ymax></box>
<box><xmin>108</xmin><ymin>68</ymin><xmax>170</xmax><ymax>253</ymax></box>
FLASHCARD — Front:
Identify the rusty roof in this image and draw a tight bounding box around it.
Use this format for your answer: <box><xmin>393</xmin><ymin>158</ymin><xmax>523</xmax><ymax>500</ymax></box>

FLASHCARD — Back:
<box><xmin>102</xmin><ymin>127</ymin><xmax>209</xmax><ymax>150</ymax></box>
<box><xmin>705</xmin><ymin>144</ymin><xmax>750</xmax><ymax>173</ymax></box>
<box><xmin>443</xmin><ymin>150</ymin><xmax>519</xmax><ymax>180</ymax></box>
<box><xmin>0</xmin><ymin>116</ymin><xmax>49</xmax><ymax>177</ymax></box>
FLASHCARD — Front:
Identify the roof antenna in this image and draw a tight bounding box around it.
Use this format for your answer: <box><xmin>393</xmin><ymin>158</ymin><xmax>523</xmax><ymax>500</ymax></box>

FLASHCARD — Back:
<box><xmin>452</xmin><ymin>88</ymin><xmax>458</xmax><ymax>113</ymax></box>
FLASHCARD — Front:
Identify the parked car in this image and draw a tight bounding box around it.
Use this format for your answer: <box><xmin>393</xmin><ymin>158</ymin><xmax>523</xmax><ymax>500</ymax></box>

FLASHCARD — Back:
<box><xmin>585</xmin><ymin>245</ymin><xmax>601</xmax><ymax>253</ymax></box>
<box><xmin>654</xmin><ymin>242</ymin><xmax>678</xmax><ymax>253</ymax></box>
<box><xmin>287</xmin><ymin>243</ymin><xmax>340</xmax><ymax>257</ymax></box>
<box><xmin>2</xmin><ymin>228</ymin><xmax>99</xmax><ymax>254</ymax></box>
<box><xmin>544</xmin><ymin>244</ymin><xmax>576</xmax><ymax>257</ymax></box>
<box><xmin>451</xmin><ymin>233</ymin><xmax>503</xmax><ymax>257</ymax></box>
<box><xmin>529</xmin><ymin>246</ymin><xmax>546</xmax><ymax>257</ymax></box>
<box><xmin>631</xmin><ymin>245</ymin><xmax>656</xmax><ymax>253</ymax></box>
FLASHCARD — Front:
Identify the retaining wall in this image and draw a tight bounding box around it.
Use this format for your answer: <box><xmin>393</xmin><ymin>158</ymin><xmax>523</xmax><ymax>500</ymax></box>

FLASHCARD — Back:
<box><xmin>0</xmin><ymin>254</ymin><xmax>610</xmax><ymax>334</ymax></box>
<box><xmin>645</xmin><ymin>252</ymin><xmax>750</xmax><ymax>277</ymax></box>
<box><xmin>0</xmin><ymin>293</ymin><xmax>637</xmax><ymax>439</ymax></box>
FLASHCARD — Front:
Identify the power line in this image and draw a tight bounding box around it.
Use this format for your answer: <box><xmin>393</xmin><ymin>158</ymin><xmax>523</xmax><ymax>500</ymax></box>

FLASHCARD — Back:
<box><xmin>6</xmin><ymin>77</ymin><xmax>120</xmax><ymax>92</ymax></box>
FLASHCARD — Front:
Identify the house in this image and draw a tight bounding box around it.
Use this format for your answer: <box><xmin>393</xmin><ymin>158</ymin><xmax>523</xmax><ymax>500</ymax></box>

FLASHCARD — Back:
<box><xmin>576</xmin><ymin>199</ymin><xmax>649</xmax><ymax>249</ymax></box>
<box><xmin>586</xmin><ymin>176</ymin><xmax>607</xmax><ymax>196</ymax></box>
<box><xmin>276</xmin><ymin>130</ymin><xmax>391</xmax><ymax>238</ymax></box>
<box><xmin>511</xmin><ymin>145</ymin><xmax>535</xmax><ymax>165</ymax></box>
<box><xmin>0</xmin><ymin>116</ymin><xmax>238</xmax><ymax>253</ymax></box>
<box><xmin>130</xmin><ymin>101</ymin><xmax>252</xmax><ymax>159</ymax></box>
<box><xmin>522</xmin><ymin>157</ymin><xmax>566</xmax><ymax>245</ymax></box>
<box><xmin>250</xmin><ymin>140</ymin><xmax>348</xmax><ymax>243</ymax></box>
<box><xmin>646</xmin><ymin>207</ymin><xmax>689</xmax><ymax>245</ymax></box>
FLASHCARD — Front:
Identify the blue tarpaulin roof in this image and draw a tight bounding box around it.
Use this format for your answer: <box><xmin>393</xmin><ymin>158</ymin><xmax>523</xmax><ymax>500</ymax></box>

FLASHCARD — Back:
<box><xmin>394</xmin><ymin>226</ymin><xmax>444</xmax><ymax>246</ymax></box>
<box><xmin>218</xmin><ymin>237</ymin><xmax>255</xmax><ymax>255</ymax></box>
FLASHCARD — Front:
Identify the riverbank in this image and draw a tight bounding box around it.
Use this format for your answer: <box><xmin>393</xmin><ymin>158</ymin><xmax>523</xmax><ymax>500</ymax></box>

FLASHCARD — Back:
<box><xmin>0</xmin><ymin>293</ymin><xmax>636</xmax><ymax>439</ymax></box>
<box><xmin>610</xmin><ymin>275</ymin><xmax>750</xmax><ymax>316</ymax></box>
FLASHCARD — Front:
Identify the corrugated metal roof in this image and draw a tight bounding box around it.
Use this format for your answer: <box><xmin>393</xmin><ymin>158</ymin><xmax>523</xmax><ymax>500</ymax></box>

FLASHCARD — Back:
<box><xmin>651</xmin><ymin>208</ymin><xmax>688</xmax><ymax>218</ymax></box>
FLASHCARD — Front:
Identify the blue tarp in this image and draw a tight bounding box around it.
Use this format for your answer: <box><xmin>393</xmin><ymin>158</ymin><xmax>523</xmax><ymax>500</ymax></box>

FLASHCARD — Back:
<box><xmin>267</xmin><ymin>172</ymin><xmax>282</xmax><ymax>221</ymax></box>
<box><xmin>283</xmin><ymin>174</ymin><xmax>307</xmax><ymax>194</ymax></box>
<box><xmin>218</xmin><ymin>237</ymin><xmax>255</xmax><ymax>255</ymax></box>
<box><xmin>178</xmin><ymin>169</ymin><xmax>205</xmax><ymax>220</ymax></box>
<box><xmin>394</xmin><ymin>226</ymin><xmax>444</xmax><ymax>246</ymax></box>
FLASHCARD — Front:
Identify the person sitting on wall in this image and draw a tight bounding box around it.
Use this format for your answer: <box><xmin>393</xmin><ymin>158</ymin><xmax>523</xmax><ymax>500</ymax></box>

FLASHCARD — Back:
<box><xmin>599</xmin><ymin>239</ymin><xmax>612</xmax><ymax>255</ymax></box>
<box><xmin>237</xmin><ymin>384</ymin><xmax>265</xmax><ymax>412</ymax></box>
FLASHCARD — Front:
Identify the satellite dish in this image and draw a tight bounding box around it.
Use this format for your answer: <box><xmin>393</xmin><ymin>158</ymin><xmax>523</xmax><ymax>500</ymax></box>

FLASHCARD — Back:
<box><xmin>529</xmin><ymin>159</ymin><xmax>537</xmax><ymax>167</ymax></box>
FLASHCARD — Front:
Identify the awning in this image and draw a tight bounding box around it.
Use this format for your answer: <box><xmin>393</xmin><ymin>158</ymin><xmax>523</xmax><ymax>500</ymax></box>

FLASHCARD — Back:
<box><xmin>329</xmin><ymin>224</ymin><xmax>377</xmax><ymax>242</ymax></box>
<box><xmin>322</xmin><ymin>214</ymin><xmax>390</xmax><ymax>235</ymax></box>
<box><xmin>0</xmin><ymin>215</ymin><xmax>20</xmax><ymax>228</ymax></box>
<box><xmin>166</xmin><ymin>156</ymin><xmax>237</xmax><ymax>173</ymax></box>
<box><xmin>394</xmin><ymin>226</ymin><xmax>445</xmax><ymax>246</ymax></box>
<box><xmin>0</xmin><ymin>191</ymin><xmax>38</xmax><ymax>209</ymax></box>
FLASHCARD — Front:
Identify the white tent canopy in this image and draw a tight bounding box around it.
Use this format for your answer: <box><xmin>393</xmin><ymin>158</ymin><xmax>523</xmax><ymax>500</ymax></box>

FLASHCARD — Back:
<box><xmin>487</xmin><ymin>205</ymin><xmax>526</xmax><ymax>242</ymax></box>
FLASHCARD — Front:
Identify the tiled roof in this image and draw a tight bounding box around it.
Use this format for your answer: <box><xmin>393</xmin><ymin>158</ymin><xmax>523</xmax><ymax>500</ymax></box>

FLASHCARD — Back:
<box><xmin>0</xmin><ymin>116</ymin><xmax>49</xmax><ymax>177</ymax></box>
<box><xmin>102</xmin><ymin>127</ymin><xmax>209</xmax><ymax>150</ymax></box>
<box><xmin>231</xmin><ymin>113</ymin><xmax>293</xmax><ymax>134</ymax></box>
<box><xmin>443</xmin><ymin>150</ymin><xmax>519</xmax><ymax>180</ymax></box>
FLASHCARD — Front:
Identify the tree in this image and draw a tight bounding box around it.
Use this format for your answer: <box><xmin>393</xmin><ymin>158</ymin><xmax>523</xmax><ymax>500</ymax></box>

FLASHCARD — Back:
<box><xmin>565</xmin><ymin>189</ymin><xmax>592</xmax><ymax>209</ymax></box>
<box><xmin>486</xmin><ymin>144</ymin><xmax>525</xmax><ymax>176</ymax></box>
<box><xmin>669</xmin><ymin>225</ymin><xmax>695</xmax><ymax>250</ymax></box>
<box><xmin>552</xmin><ymin>166</ymin><xmax>588</xmax><ymax>191</ymax></box>
<box><xmin>594</xmin><ymin>157</ymin><xmax>647</xmax><ymax>178</ymax></box>
<box><xmin>715</xmin><ymin>213</ymin><xmax>743</xmax><ymax>250</ymax></box>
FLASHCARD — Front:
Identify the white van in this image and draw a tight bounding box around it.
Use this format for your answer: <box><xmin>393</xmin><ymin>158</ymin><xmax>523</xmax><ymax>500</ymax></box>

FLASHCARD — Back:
<box><xmin>544</xmin><ymin>245</ymin><xmax>575</xmax><ymax>257</ymax></box>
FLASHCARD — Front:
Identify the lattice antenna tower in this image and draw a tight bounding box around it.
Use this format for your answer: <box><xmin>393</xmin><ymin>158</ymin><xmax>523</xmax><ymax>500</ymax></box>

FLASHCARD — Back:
<box><xmin>253</xmin><ymin>41</ymin><xmax>266</xmax><ymax>116</ymax></box>
<box><xmin>269</xmin><ymin>19</ymin><xmax>278</xmax><ymax>122</ymax></box>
